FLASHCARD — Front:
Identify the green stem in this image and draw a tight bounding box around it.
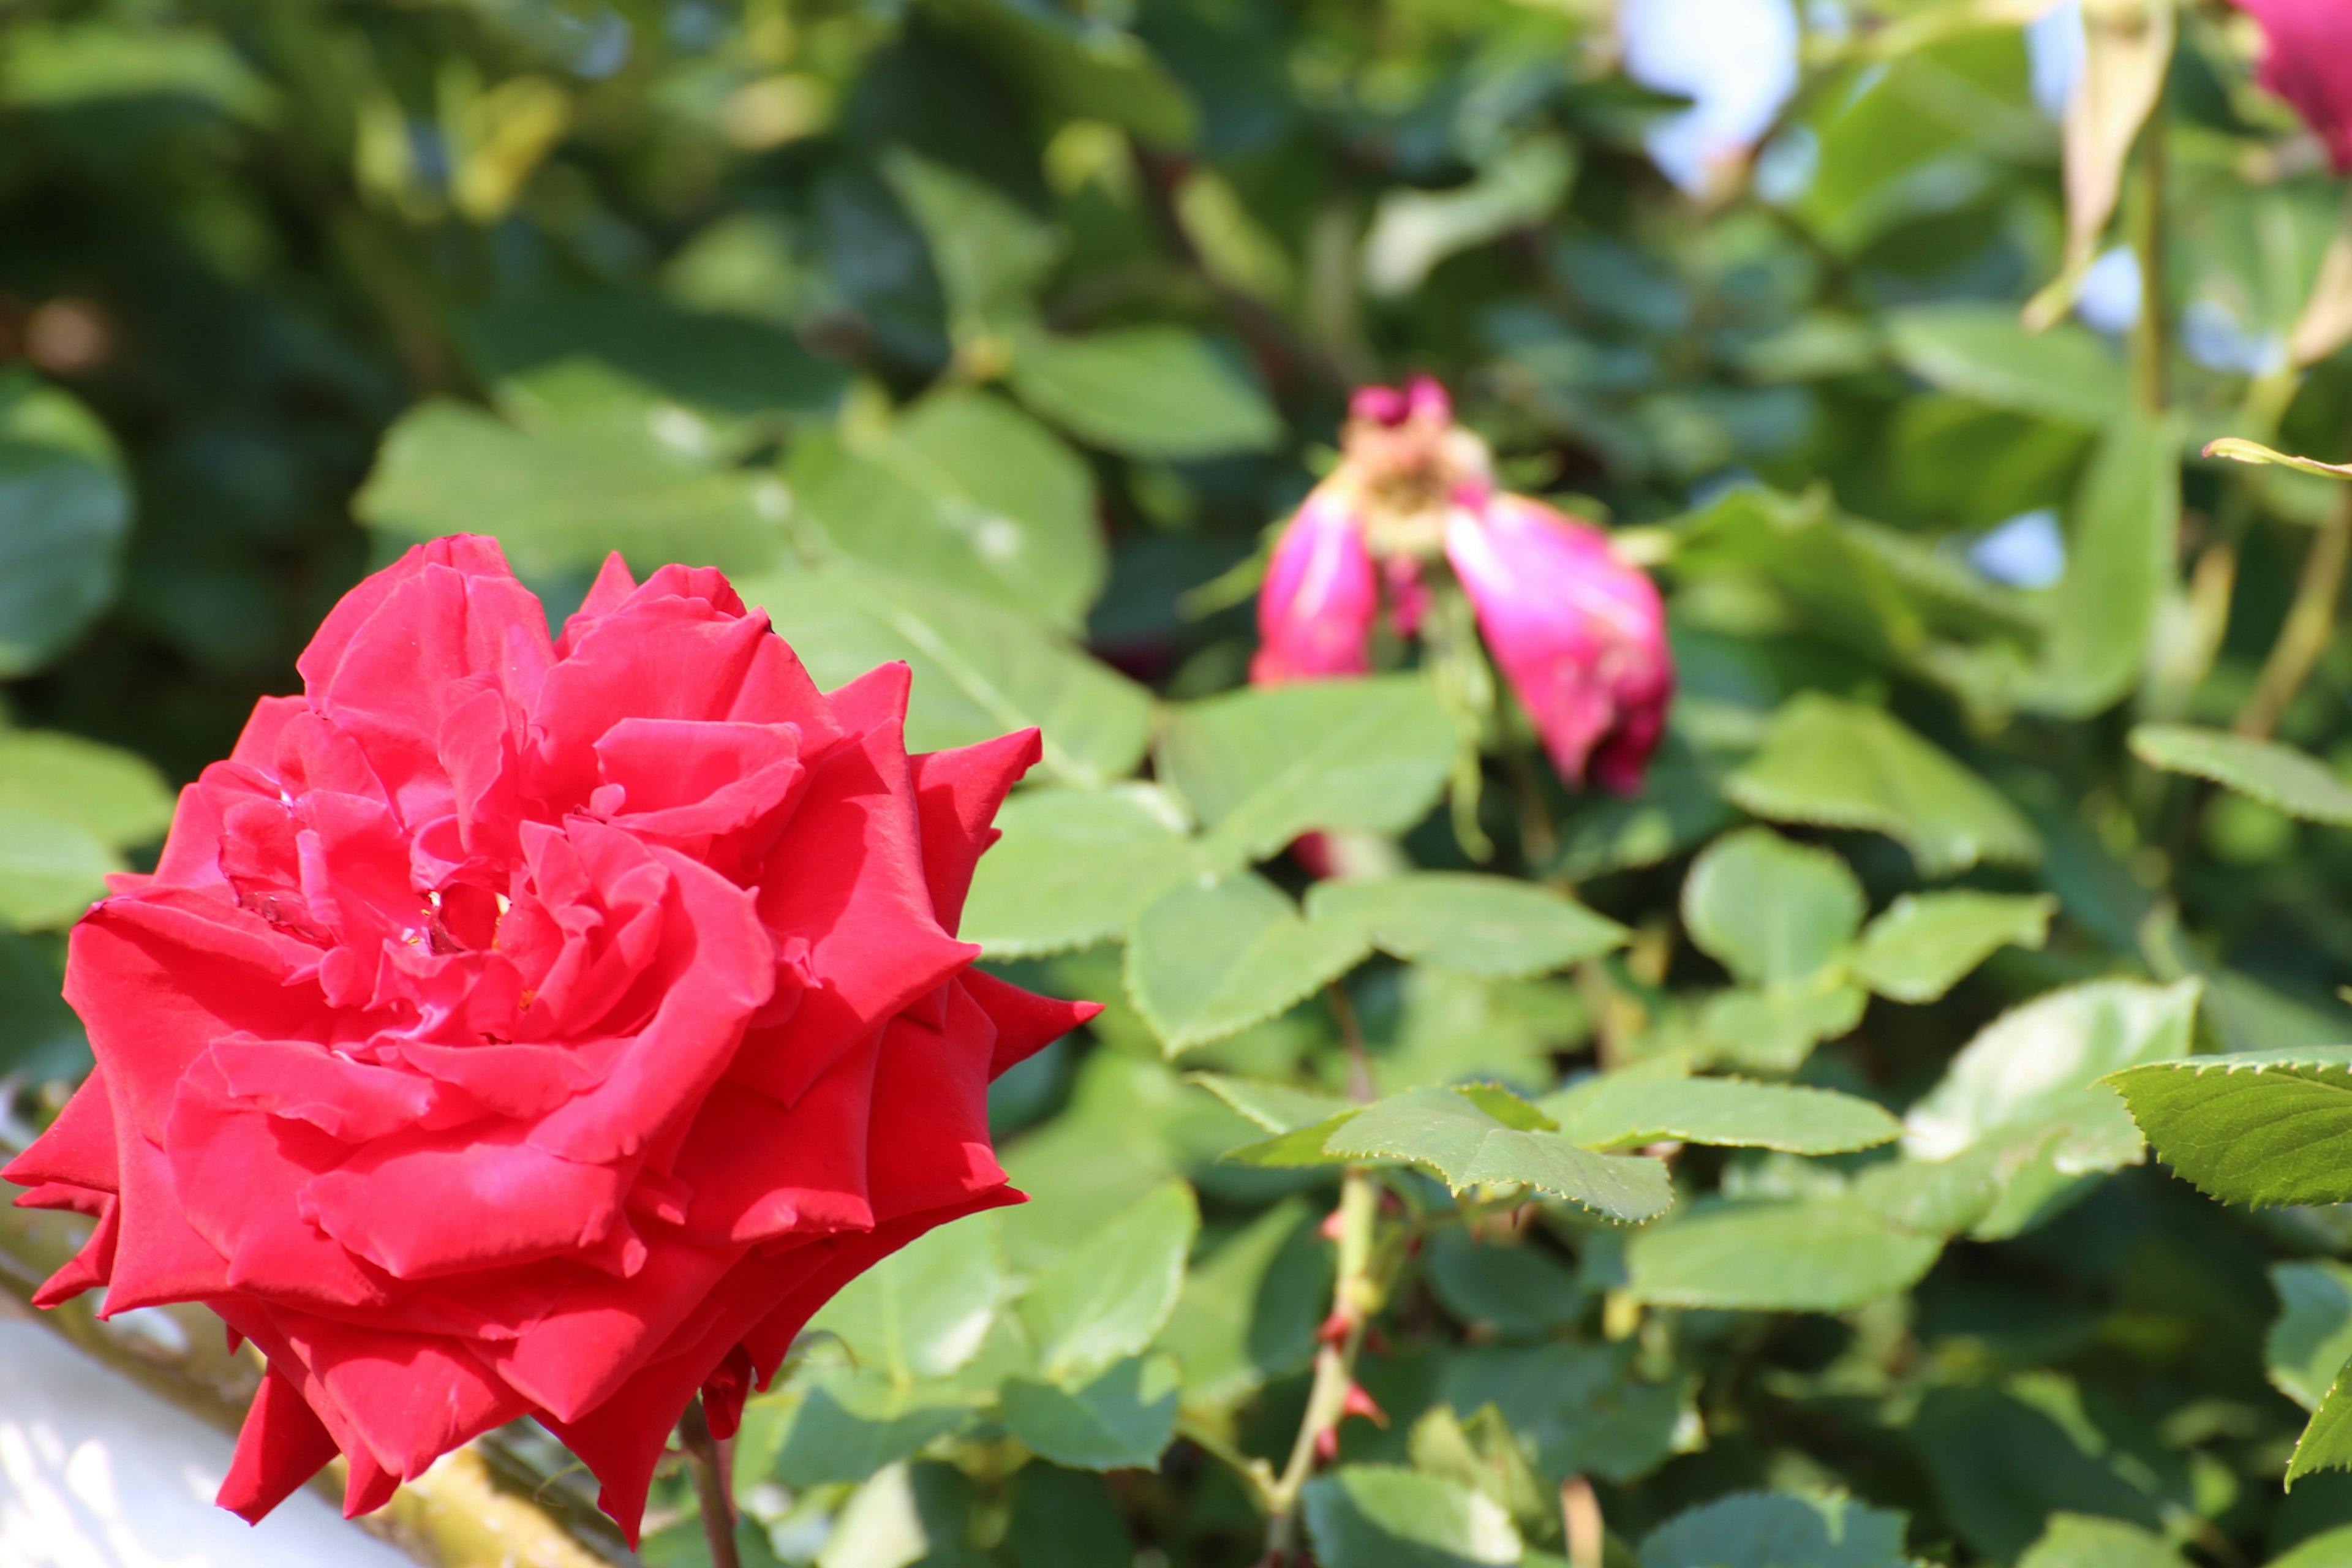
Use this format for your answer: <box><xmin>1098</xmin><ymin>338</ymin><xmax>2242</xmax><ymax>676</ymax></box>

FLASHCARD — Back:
<box><xmin>2130</xmin><ymin>96</ymin><xmax>2169</xmax><ymax>414</ymax></box>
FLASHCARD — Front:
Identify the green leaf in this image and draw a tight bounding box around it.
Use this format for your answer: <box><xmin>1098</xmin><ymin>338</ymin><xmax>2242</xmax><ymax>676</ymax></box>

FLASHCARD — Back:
<box><xmin>1697</xmin><ymin>981</ymin><xmax>1869</xmax><ymax>1074</ymax></box>
<box><xmin>1361</xmin><ymin>135</ymin><xmax>1575</xmax><ymax>297</ymax></box>
<box><xmin>355</xmin><ymin>394</ymin><xmax>791</xmax><ymax>579</ymax></box>
<box><xmin>1640</xmin><ymin>1490</ymin><xmax>1910</xmax><ymax>1568</ymax></box>
<box><xmin>774</xmin><ymin>1370</ymin><xmax>976</xmax><ymax>1487</ymax></box>
<box><xmin>998</xmin><ymin>1354</ymin><xmax>1181</xmax><ymax>1471</ymax></box>
<box><xmin>1156</xmin><ymin>677</ymin><xmax>1458</xmax><ymax>869</ymax></box>
<box><xmin>923</xmin><ymin>0</ymin><xmax>1196</xmax><ymax>147</ymax></box>
<box><xmin>1625</xmin><ymin>1199</ymin><xmax>1943</xmax><ymax>1312</ymax></box>
<box><xmin>2201</xmin><ymin>435</ymin><xmax>2352</xmax><ymax>481</ymax></box>
<box><xmin>1125</xmin><ymin>874</ymin><xmax>1373</xmax><ymax>1054</ymax></box>
<box><xmin>1321</xmin><ymin>1086</ymin><xmax>1675</xmax><ymax>1222</ymax></box>
<box><xmin>0</xmin><ymin>930</ymin><xmax>85</xmax><ymax>1080</ymax></box>
<box><xmin>0</xmin><ymin>809</ymin><xmax>119</xmax><ymax>931</ymax></box>
<box><xmin>1152</xmin><ymin>1198</ymin><xmax>1328</xmax><ymax>1409</ymax></box>
<box><xmin>960</xmin><ymin>788</ymin><xmax>1196</xmax><ymax>958</ymax></box>
<box><xmin>0</xmin><ymin>371</ymin><xmax>133</xmax><ymax>679</ymax></box>
<box><xmin>1681</xmin><ymin>827</ymin><xmax>1864</xmax><ymax>986</ymax></box>
<box><xmin>1007</xmin><ymin>325</ymin><xmax>1279</xmax><ymax>459</ymax></box>
<box><xmin>1305</xmin><ymin>873</ymin><xmax>1627</xmax><ymax>979</ymax></box>
<box><xmin>2103</xmin><ymin>1048</ymin><xmax>2352</xmax><ymax>1208</ymax></box>
<box><xmin>1847</xmin><ymin>891</ymin><xmax>2056</xmax><ymax>1003</ymax></box>
<box><xmin>1724</xmin><ymin>694</ymin><xmax>2043</xmax><ymax>877</ymax></box>
<box><xmin>809</xmin><ymin>1217</ymin><xmax>1005</xmax><ymax>1384</ymax></box>
<box><xmin>2014</xmin><ymin>412</ymin><xmax>2180</xmax><ymax>718</ymax></box>
<box><xmin>1300</xmin><ymin>1466</ymin><xmax>1523</xmax><ymax>1568</ymax></box>
<box><xmin>1017</xmin><ymin>1180</ymin><xmax>1197</xmax><ymax>1384</ymax></box>
<box><xmin>2015</xmin><ymin>1514</ymin><xmax>2188</xmax><ymax>1568</ymax></box>
<box><xmin>2292</xmin><ymin>1367</ymin><xmax>2352</xmax><ymax>1485</ymax></box>
<box><xmin>1886</xmin><ymin>304</ymin><xmax>2130</xmax><ymax>429</ymax></box>
<box><xmin>1544</xmin><ymin>1074</ymin><xmax>1902</xmax><ymax>1155</ymax></box>
<box><xmin>1</xmin><ymin>23</ymin><xmax>277</xmax><ymax>123</ymax></box>
<box><xmin>464</xmin><ymin>293</ymin><xmax>844</xmax><ymax>425</ymax></box>
<box><xmin>2273</xmin><ymin>1527</ymin><xmax>2352</xmax><ymax>1568</ymax></box>
<box><xmin>1847</xmin><ymin>1124</ymin><xmax>2068</xmax><ymax>1237</ymax></box>
<box><xmin>1441</xmin><ymin>1341</ymin><xmax>1695</xmax><ymax>1485</ymax></box>
<box><xmin>2270</xmin><ymin>1261</ymin><xmax>2352</xmax><ymax>1412</ymax></box>
<box><xmin>1221</xmin><ymin>1110</ymin><xmax>1364</xmax><ymax>1168</ymax></box>
<box><xmin>1422</xmin><ymin>1225</ymin><xmax>1588</xmax><ymax>1338</ymax></box>
<box><xmin>737</xmin><ymin>565</ymin><xmax>1153</xmax><ymax>789</ymax></box>
<box><xmin>881</xmin><ymin>151</ymin><xmax>1063</xmax><ymax>330</ymax></box>
<box><xmin>2128</xmin><ymin>724</ymin><xmax>2352</xmax><ymax>826</ymax></box>
<box><xmin>0</xmin><ymin>729</ymin><xmax>174</xmax><ymax>851</ymax></box>
<box><xmin>1186</xmin><ymin>1073</ymin><xmax>1357</xmax><ymax>1134</ymax></box>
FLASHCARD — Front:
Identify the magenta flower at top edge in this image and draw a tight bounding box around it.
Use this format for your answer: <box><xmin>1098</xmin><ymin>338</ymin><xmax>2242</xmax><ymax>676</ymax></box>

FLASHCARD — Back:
<box><xmin>2237</xmin><ymin>0</ymin><xmax>2352</xmax><ymax>172</ymax></box>
<box><xmin>1248</xmin><ymin>376</ymin><xmax>1673</xmax><ymax>796</ymax></box>
<box><xmin>1446</xmin><ymin>493</ymin><xmax>1673</xmax><ymax>796</ymax></box>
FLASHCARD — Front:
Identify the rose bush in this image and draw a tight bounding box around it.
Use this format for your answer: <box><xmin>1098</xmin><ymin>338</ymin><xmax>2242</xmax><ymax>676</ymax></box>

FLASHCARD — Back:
<box><xmin>2</xmin><ymin>535</ymin><xmax>1093</xmax><ymax>1544</ymax></box>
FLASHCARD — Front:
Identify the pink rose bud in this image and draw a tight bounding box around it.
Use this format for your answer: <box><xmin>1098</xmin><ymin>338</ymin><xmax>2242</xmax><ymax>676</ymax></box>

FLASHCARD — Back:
<box><xmin>3</xmin><ymin>536</ymin><xmax>1098</xmax><ymax>1546</ymax></box>
<box><xmin>1445</xmin><ymin>494</ymin><xmax>1674</xmax><ymax>795</ymax></box>
<box><xmin>2237</xmin><ymin>0</ymin><xmax>2352</xmax><ymax>170</ymax></box>
<box><xmin>1250</xmin><ymin>487</ymin><xmax>1379</xmax><ymax>685</ymax></box>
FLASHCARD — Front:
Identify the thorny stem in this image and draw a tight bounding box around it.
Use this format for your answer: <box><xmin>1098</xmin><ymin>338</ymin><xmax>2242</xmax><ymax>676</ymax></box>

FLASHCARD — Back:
<box><xmin>1262</xmin><ymin>1170</ymin><xmax>1379</xmax><ymax>1566</ymax></box>
<box><xmin>678</xmin><ymin>1398</ymin><xmax>742</xmax><ymax>1568</ymax></box>
<box><xmin>2235</xmin><ymin>492</ymin><xmax>2352</xmax><ymax>741</ymax></box>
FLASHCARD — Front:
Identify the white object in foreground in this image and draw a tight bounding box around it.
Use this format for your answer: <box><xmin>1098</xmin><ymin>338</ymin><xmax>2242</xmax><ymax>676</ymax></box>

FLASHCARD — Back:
<box><xmin>0</xmin><ymin>1319</ymin><xmax>414</xmax><ymax>1568</ymax></box>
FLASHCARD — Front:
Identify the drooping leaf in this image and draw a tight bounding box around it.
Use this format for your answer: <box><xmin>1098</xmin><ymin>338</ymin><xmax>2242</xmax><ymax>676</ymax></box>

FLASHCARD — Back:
<box><xmin>1305</xmin><ymin>873</ymin><xmax>1627</xmax><ymax>979</ymax></box>
<box><xmin>998</xmin><ymin>1354</ymin><xmax>1182</xmax><ymax>1471</ymax></box>
<box><xmin>1724</xmin><ymin>694</ymin><xmax>2042</xmax><ymax>876</ymax></box>
<box><xmin>1300</xmin><ymin>1466</ymin><xmax>1524</xmax><ymax>1568</ymax></box>
<box><xmin>2202</xmin><ymin>435</ymin><xmax>2352</xmax><ymax>481</ymax></box>
<box><xmin>1125</xmin><ymin>874</ymin><xmax>1373</xmax><ymax>1054</ymax></box>
<box><xmin>1544</xmin><ymin>1074</ymin><xmax>1902</xmax><ymax>1155</ymax></box>
<box><xmin>1017</xmin><ymin>1180</ymin><xmax>1198</xmax><ymax>1384</ymax></box>
<box><xmin>1624</xmin><ymin>1199</ymin><xmax>1943</xmax><ymax>1312</ymax></box>
<box><xmin>0</xmin><ymin>371</ymin><xmax>134</xmax><ymax>679</ymax></box>
<box><xmin>1681</xmin><ymin>827</ymin><xmax>1864</xmax><ymax>986</ymax></box>
<box><xmin>739</xmin><ymin>564</ymin><xmax>1154</xmax><ymax>788</ymax></box>
<box><xmin>1007</xmin><ymin>324</ymin><xmax>1280</xmax><ymax>459</ymax></box>
<box><xmin>1156</xmin><ymin>677</ymin><xmax>1458</xmax><ymax>869</ymax></box>
<box><xmin>2270</xmin><ymin>1261</ymin><xmax>2352</xmax><ymax>1412</ymax></box>
<box><xmin>2104</xmin><ymin>1048</ymin><xmax>2352</xmax><ymax>1208</ymax></box>
<box><xmin>960</xmin><ymin>788</ymin><xmax>1197</xmax><ymax>957</ymax></box>
<box><xmin>1639</xmin><ymin>1490</ymin><xmax>1910</xmax><ymax>1568</ymax></box>
<box><xmin>1320</xmin><ymin>1086</ymin><xmax>1674</xmax><ymax>1222</ymax></box>
<box><xmin>2128</xmin><ymin>725</ymin><xmax>2352</xmax><ymax>826</ymax></box>
<box><xmin>1847</xmin><ymin>891</ymin><xmax>2056</xmax><ymax>1003</ymax></box>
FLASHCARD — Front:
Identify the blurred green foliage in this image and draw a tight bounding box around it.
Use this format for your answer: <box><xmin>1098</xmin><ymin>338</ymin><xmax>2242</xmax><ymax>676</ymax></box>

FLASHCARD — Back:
<box><xmin>15</xmin><ymin>0</ymin><xmax>2352</xmax><ymax>1565</ymax></box>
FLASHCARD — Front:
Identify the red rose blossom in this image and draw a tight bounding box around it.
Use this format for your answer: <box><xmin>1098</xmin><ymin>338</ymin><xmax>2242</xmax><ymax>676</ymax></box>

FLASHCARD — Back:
<box><xmin>3</xmin><ymin>537</ymin><xmax>1096</xmax><ymax>1543</ymax></box>
<box><xmin>2236</xmin><ymin>0</ymin><xmax>2352</xmax><ymax>172</ymax></box>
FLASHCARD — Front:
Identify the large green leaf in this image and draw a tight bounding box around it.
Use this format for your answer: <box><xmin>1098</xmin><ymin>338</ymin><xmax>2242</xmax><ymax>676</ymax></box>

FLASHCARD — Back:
<box><xmin>1724</xmin><ymin>695</ymin><xmax>2042</xmax><ymax>876</ymax></box>
<box><xmin>1639</xmin><ymin>1490</ymin><xmax>1910</xmax><ymax>1568</ymax></box>
<box><xmin>1152</xmin><ymin>1198</ymin><xmax>1327</xmax><ymax>1409</ymax></box>
<box><xmin>1305</xmin><ymin>873</ymin><xmax>1627</xmax><ymax>979</ymax></box>
<box><xmin>881</xmin><ymin>149</ymin><xmax>1063</xmax><ymax>328</ymax></box>
<box><xmin>1007</xmin><ymin>324</ymin><xmax>1280</xmax><ymax>459</ymax></box>
<box><xmin>1156</xmin><ymin>677</ymin><xmax>1457</xmax><ymax>868</ymax></box>
<box><xmin>738</xmin><ymin>564</ymin><xmax>1154</xmax><ymax>788</ymax></box>
<box><xmin>1300</xmin><ymin>1467</ymin><xmax>1523</xmax><ymax>1568</ymax></box>
<box><xmin>1544</xmin><ymin>1074</ymin><xmax>1902</xmax><ymax>1155</ymax></box>
<box><xmin>2128</xmin><ymin>725</ymin><xmax>2352</xmax><ymax>826</ymax></box>
<box><xmin>1697</xmin><ymin>980</ymin><xmax>1869</xmax><ymax>1074</ymax></box>
<box><xmin>1319</xmin><ymin>1085</ymin><xmax>1675</xmax><ymax>1222</ymax></box>
<box><xmin>1886</xmin><ymin>304</ymin><xmax>2130</xmax><ymax>429</ymax></box>
<box><xmin>998</xmin><ymin>1354</ymin><xmax>1182</xmax><ymax>1471</ymax></box>
<box><xmin>1847</xmin><ymin>891</ymin><xmax>2056</xmax><ymax>1003</ymax></box>
<box><xmin>1017</xmin><ymin>1180</ymin><xmax>1197</xmax><ymax>1384</ymax></box>
<box><xmin>1681</xmin><ymin>827</ymin><xmax>1864</xmax><ymax>986</ymax></box>
<box><xmin>355</xmin><ymin>393</ymin><xmax>791</xmax><ymax>578</ymax></box>
<box><xmin>809</xmin><ymin>1217</ymin><xmax>1005</xmax><ymax>1384</ymax></box>
<box><xmin>960</xmin><ymin>788</ymin><xmax>1197</xmax><ymax>957</ymax></box>
<box><xmin>0</xmin><ymin>371</ymin><xmax>133</xmax><ymax>679</ymax></box>
<box><xmin>1624</xmin><ymin>1200</ymin><xmax>1943</xmax><ymax>1312</ymax></box>
<box><xmin>2270</xmin><ymin>1261</ymin><xmax>2352</xmax><ymax>1412</ymax></box>
<box><xmin>2015</xmin><ymin>1515</ymin><xmax>2187</xmax><ymax>1568</ymax></box>
<box><xmin>775</xmin><ymin>1370</ymin><xmax>978</xmax><ymax>1487</ymax></box>
<box><xmin>2104</xmin><ymin>1048</ymin><xmax>2352</xmax><ymax>1208</ymax></box>
<box><xmin>464</xmin><ymin>293</ymin><xmax>844</xmax><ymax>424</ymax></box>
<box><xmin>1125</xmin><ymin>874</ymin><xmax>1372</xmax><ymax>1054</ymax></box>
<box><xmin>0</xmin><ymin>729</ymin><xmax>174</xmax><ymax>851</ymax></box>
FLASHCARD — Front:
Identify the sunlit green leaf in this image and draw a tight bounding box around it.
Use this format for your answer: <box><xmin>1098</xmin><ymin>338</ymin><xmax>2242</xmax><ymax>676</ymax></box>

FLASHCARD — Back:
<box><xmin>2106</xmin><ymin>1048</ymin><xmax>2352</xmax><ymax>1208</ymax></box>
<box><xmin>1008</xmin><ymin>324</ymin><xmax>1279</xmax><ymax>459</ymax></box>
<box><xmin>1321</xmin><ymin>1085</ymin><xmax>1674</xmax><ymax>1222</ymax></box>
<box><xmin>961</xmin><ymin>788</ymin><xmax>1197</xmax><ymax>957</ymax></box>
<box><xmin>1017</xmin><ymin>1180</ymin><xmax>1197</xmax><ymax>1384</ymax></box>
<box><xmin>1848</xmin><ymin>891</ymin><xmax>2056</xmax><ymax>1003</ymax></box>
<box><xmin>1544</xmin><ymin>1073</ymin><xmax>1901</xmax><ymax>1155</ymax></box>
<box><xmin>0</xmin><ymin>371</ymin><xmax>133</xmax><ymax>679</ymax></box>
<box><xmin>1126</xmin><ymin>874</ymin><xmax>1372</xmax><ymax>1054</ymax></box>
<box><xmin>1681</xmin><ymin>827</ymin><xmax>1864</xmax><ymax>986</ymax></box>
<box><xmin>2129</xmin><ymin>725</ymin><xmax>2352</xmax><ymax>826</ymax></box>
<box><xmin>1305</xmin><ymin>873</ymin><xmax>1627</xmax><ymax>979</ymax></box>
<box><xmin>1624</xmin><ymin>1199</ymin><xmax>1943</xmax><ymax>1311</ymax></box>
<box><xmin>1301</xmin><ymin>1466</ymin><xmax>1523</xmax><ymax>1568</ymax></box>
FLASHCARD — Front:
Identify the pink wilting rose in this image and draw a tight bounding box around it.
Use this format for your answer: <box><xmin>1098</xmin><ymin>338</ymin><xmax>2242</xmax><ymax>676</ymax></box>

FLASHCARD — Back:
<box><xmin>2237</xmin><ymin>0</ymin><xmax>2352</xmax><ymax>171</ymax></box>
<box><xmin>1248</xmin><ymin>377</ymin><xmax>1673</xmax><ymax>794</ymax></box>
<box><xmin>2</xmin><ymin>537</ymin><xmax>1096</xmax><ymax>1544</ymax></box>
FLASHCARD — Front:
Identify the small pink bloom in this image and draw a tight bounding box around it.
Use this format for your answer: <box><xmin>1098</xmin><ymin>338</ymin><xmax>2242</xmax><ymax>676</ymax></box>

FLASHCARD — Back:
<box><xmin>1250</xmin><ymin>487</ymin><xmax>1378</xmax><ymax>685</ymax></box>
<box><xmin>1446</xmin><ymin>495</ymin><xmax>1673</xmax><ymax>795</ymax></box>
<box><xmin>2237</xmin><ymin>0</ymin><xmax>2352</xmax><ymax>171</ymax></box>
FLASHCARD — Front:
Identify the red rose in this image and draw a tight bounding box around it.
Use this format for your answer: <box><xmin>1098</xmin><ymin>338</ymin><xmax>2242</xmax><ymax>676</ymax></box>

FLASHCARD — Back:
<box><xmin>3</xmin><ymin>537</ymin><xmax>1095</xmax><ymax>1544</ymax></box>
<box><xmin>2237</xmin><ymin>0</ymin><xmax>2352</xmax><ymax>172</ymax></box>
